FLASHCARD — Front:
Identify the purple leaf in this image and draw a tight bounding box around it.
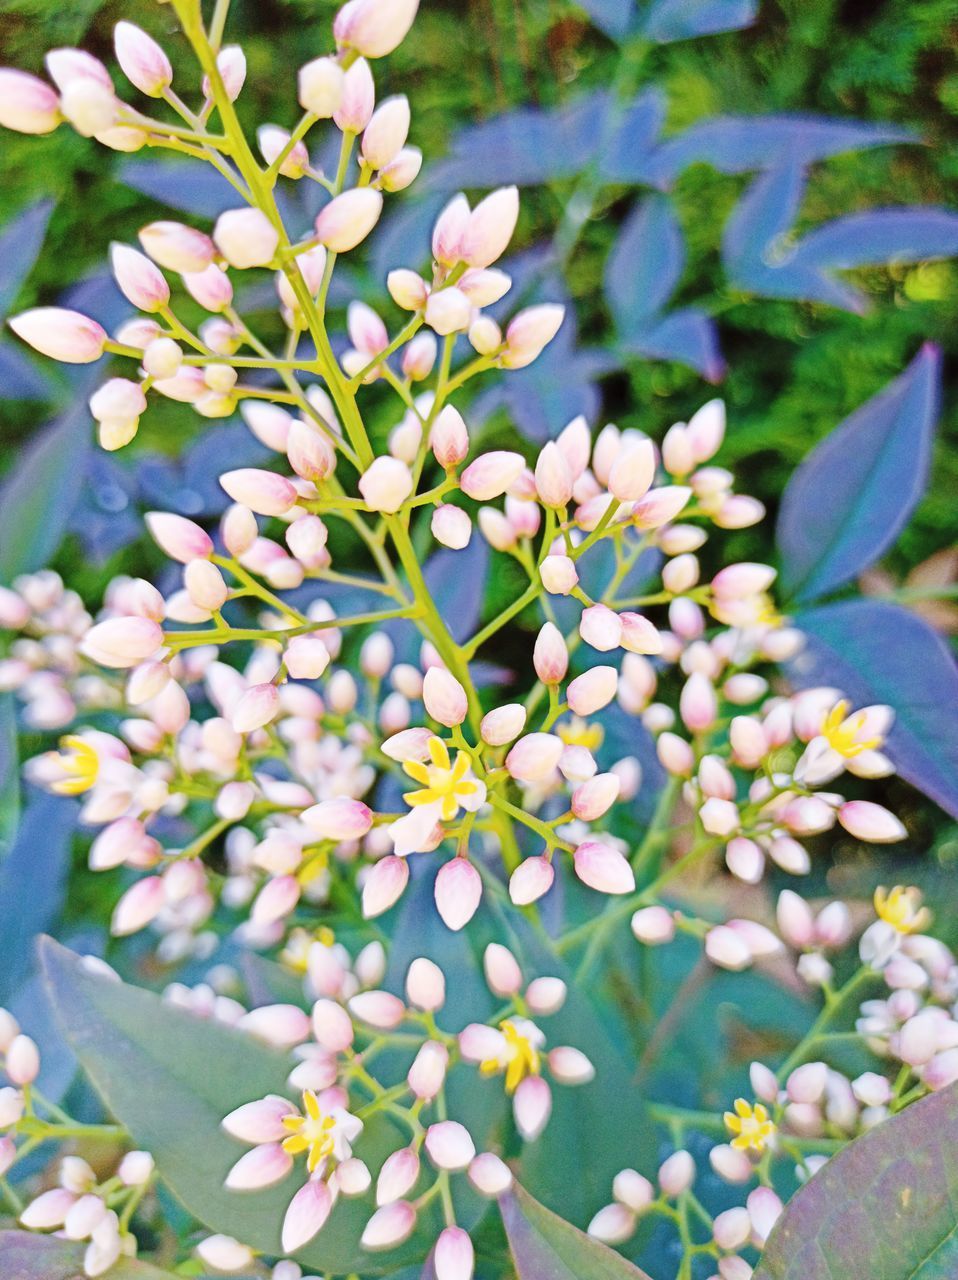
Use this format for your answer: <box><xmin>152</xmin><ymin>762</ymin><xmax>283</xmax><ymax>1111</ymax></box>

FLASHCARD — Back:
<box><xmin>789</xmin><ymin>599</ymin><xmax>958</xmax><ymax>820</ymax></box>
<box><xmin>777</xmin><ymin>345</ymin><xmax>940</xmax><ymax>602</ymax></box>
<box><xmin>500</xmin><ymin>1182</ymin><xmax>653</xmax><ymax>1280</ymax></box>
<box><xmin>605</xmin><ymin>195</ymin><xmax>685</xmax><ymax>333</ymax></box>
<box><xmin>0</xmin><ymin>198</ymin><xmax>53</xmax><ymax>316</ymax></box>
<box><xmin>647</xmin><ymin>115</ymin><xmax>915</xmax><ymax>185</ymax></box>
<box><xmin>577</xmin><ymin>0</ymin><xmax>634</xmax><ymax>39</ymax></box>
<box><xmin>0</xmin><ymin>342</ymin><xmax>56</xmax><ymax>400</ymax></box>
<box><xmin>0</xmin><ymin>1231</ymin><xmax>180</xmax><ymax>1279</ymax></box>
<box><xmin>599</xmin><ymin>89</ymin><xmax>667</xmax><ymax>183</ymax></box>
<box><xmin>640</xmin><ymin>0</ymin><xmax>757</xmax><ymax>43</ymax></box>
<box><xmin>753</xmin><ymin>1082</ymin><xmax>958</xmax><ymax>1279</ymax></box>
<box><xmin>791</xmin><ymin>206</ymin><xmax>958</xmax><ymax>269</ymax></box>
<box><xmin>424</xmin><ymin>536</ymin><xmax>490</xmax><ymax>644</ymax></box>
<box><xmin>625</xmin><ymin>307</ymin><xmax>725</xmax><ymax>381</ymax></box>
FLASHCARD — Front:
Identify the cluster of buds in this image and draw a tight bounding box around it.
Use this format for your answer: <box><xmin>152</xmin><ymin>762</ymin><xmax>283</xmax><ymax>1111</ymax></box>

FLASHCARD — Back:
<box><xmin>219</xmin><ymin>944</ymin><xmax>585</xmax><ymax>1271</ymax></box>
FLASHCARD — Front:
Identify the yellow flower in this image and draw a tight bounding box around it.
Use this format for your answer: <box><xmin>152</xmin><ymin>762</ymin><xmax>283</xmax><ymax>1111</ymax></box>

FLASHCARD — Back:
<box><xmin>279</xmin><ymin>925</ymin><xmax>336</xmax><ymax>974</ymax></box>
<box><xmin>874</xmin><ymin>885</ymin><xmax>931</xmax><ymax>935</ymax></box>
<box><xmin>402</xmin><ymin>736</ymin><xmax>481</xmax><ymax>822</ymax></box>
<box><xmin>480</xmin><ymin>1019</ymin><xmax>542</xmax><ymax>1094</ymax></box>
<box><xmin>50</xmin><ymin>735</ymin><xmax>99</xmax><ymax>795</ymax></box>
<box><xmin>724</xmin><ymin>1098</ymin><xmax>775</xmax><ymax>1153</ymax></box>
<box><xmin>557</xmin><ymin>717</ymin><xmax>604</xmax><ymax>752</ymax></box>
<box><xmin>282</xmin><ymin>1090</ymin><xmax>337</xmax><ymax>1174</ymax></box>
<box><xmin>821</xmin><ymin>700</ymin><xmax>883</xmax><ymax>759</ymax></box>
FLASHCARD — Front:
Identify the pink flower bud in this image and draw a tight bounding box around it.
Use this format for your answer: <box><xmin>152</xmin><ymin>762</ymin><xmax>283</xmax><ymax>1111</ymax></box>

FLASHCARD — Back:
<box><xmin>588</xmin><ymin>1203</ymin><xmax>635</xmax><ymax>1244</ymax></box>
<box><xmin>423</xmin><ymin>667</ymin><xmax>468</xmax><ymax>727</ymax></box>
<box><xmin>0</xmin><ymin>69</ymin><xmax>60</xmax><ymax>134</ymax></box>
<box><xmin>361</xmin><ymin>1200</ymin><xmax>416</xmax><ymax>1250</ymax></box>
<box><xmin>699</xmin><ymin>797</ymin><xmax>740</xmax><ymax>837</ymax></box>
<box><xmin>712</xmin><ymin>561</ymin><xmax>777</xmax><ymax>600</ymax></box>
<box><xmin>428</xmin><ymin>406</ymin><xmax>468</xmax><ymax>469</ymax></box>
<box><xmin>402</xmin><ymin>331</ymin><xmax>436</xmax><ymax>379</ymax></box>
<box><xmin>298</xmin><ymin>56</ymin><xmax>344</xmax><ymax>116</ymax></box>
<box><xmin>358</xmin><ymin>455</ymin><xmax>413</xmax><ymax>513</ymax></box>
<box><xmin>387</xmin><ymin>268</ymin><xmax>428</xmax><ymax>311</ymax></box>
<box><xmin>458</xmin><ymin>184</ymin><xmax>519</xmax><ymax>269</ymax></box>
<box><xmin>332</xmin><ymin>55</ymin><xmax>375</xmax><ymax>132</ymax></box>
<box><xmin>139</xmin><ymin>221</ymin><xmax>215</xmax><ymax>273</ymax></box>
<box><xmin>747</xmin><ymin>1186</ymin><xmax>783</xmax><ymax>1247</ymax></box>
<box><xmin>182</xmin><ymin>264</ymin><xmax>233</xmax><ymax>314</ymax></box>
<box><xmin>251</xmin><ymin>875</ymin><xmax>300</xmax><ymax>925</ymax></box>
<box><xmin>579</xmin><ymin>603</ymin><xmax>622</xmax><ymax>652</ymax></box>
<box><xmin>362</xmin><ymin>93</ymin><xmax>410</xmax><ymax>169</ymax></box>
<box><xmin>776</xmin><ymin>889</ymin><xmax>815</xmax><ymax>949</ymax></box>
<box><xmin>480</xmin><ymin>703</ymin><xmax>526</xmax><ymax>746</ymax></box>
<box><xmin>628</xmin><ymin>906</ymin><xmax>674</xmax><ymax>947</ymax></box>
<box><xmin>258</xmin><ymin>124</ymin><xmax>308</xmax><ymax>178</ymax></box>
<box><xmin>311</xmin><ymin>997</ymin><xmax>355</xmax><ymax>1052</ymax></box>
<box><xmin>838</xmin><ymin>801</ymin><xmax>906</xmax><ymax>843</ymax></box>
<box><xmin>609</xmin><ymin>438</ymin><xmax>656</xmax><ymax>502</ymax></box>
<box><xmin>460</xmin><ymin>450</ymin><xmax>525</xmax><ymax>500</ymax></box>
<box><xmin>222</xmin><ymin>1094</ymin><xmax>294</xmax><ymax>1144</ymax></box>
<box><xmin>286</xmin><ymin>517</ymin><xmax>330</xmax><ymax>570</ymax></box>
<box><xmin>432</xmin><ymin>193</ymin><xmax>470</xmax><ymax>266</ymax></box>
<box><xmin>431</xmin><ymin>504</ymin><xmax>472</xmax><ymax>550</ymax></box>
<box><xmin>513</xmin><ymin>1075</ymin><xmax>552</xmax><ymax>1141</ymax></box>
<box><xmin>548</xmin><ymin>1045</ymin><xmax>594</xmax><ymax>1084</ymax></box>
<box><xmin>434</xmin><ymin>858</ymin><xmax>482</xmax><ymax>931</ymax></box>
<box><xmin>348</xmin><ymin>990</ymin><xmax>406</xmax><ymax>1031</ymax></box>
<box><xmin>505</xmin><ymin>732</ymin><xmax>563</xmax><ymax>782</ymax></box>
<box><xmin>567</xmin><ymin>666</ymin><xmax>618</xmax><ymax>716</ymax></box>
<box><xmin>220</xmin><ymin>468</ymin><xmax>297</xmax><ymax>516</ymax></box>
<box><xmin>232</xmin><ymin>683</ymin><xmax>280</xmax><ymax>733</ymax></box>
<box><xmin>502</xmin><ymin>304</ymin><xmax>565</xmax><ymax>369</ymax></box>
<box><xmin>540</xmin><ymin>554</ymin><xmax>578</xmax><ymax>595</ymax></box>
<box><xmin>408</xmin><ymin>1040</ymin><xmax>448</xmax><ymax>1100</ymax></box>
<box><xmin>469</xmin><ymin>1152</ymin><xmax>512</xmax><ymax>1197</ymax></box>
<box><xmin>110</xmin><ymin>242</ymin><xmax>169</xmax><ymax>312</ymax></box>
<box><xmin>613</xmin><ymin>1169</ymin><xmax>654</xmax><ymax>1214</ymax></box>
<box><xmin>145</xmin><ymin>511</ymin><xmax>213</xmax><ymax>562</ymax></box>
<box><xmin>574</xmin><ymin>841</ymin><xmax>635</xmax><ymax>895</ymax></box>
<box><xmin>632</xmin><ymin>485</ymin><xmax>691</xmax><ymax>529</ymax></box>
<box><xmin>81</xmin><ymin>616</ymin><xmax>162</xmax><ymax>668</ymax></box>
<box><xmin>114</xmin><ymin>22</ymin><xmax>172</xmax><ymax>97</ymax></box>
<box><xmin>425</xmin><ymin>285</ymin><xmax>471</xmax><ymax>336</ymax></box>
<box><xmin>434</xmin><ymin>1226</ymin><xmax>475</xmax><ymax>1280</ymax></box>
<box><xmin>899</xmin><ymin>1009</ymin><xmax>940</xmax><ymax>1066</ymax></box>
<box><xmin>705</xmin><ymin>925</ymin><xmax>751</xmax><ymax>971</ymax></box>
<box><xmin>303</xmin><ymin>797</ymin><xmax>373</xmax><ymax>840</ymax></box>
<box><xmin>5</xmin><ymin>1034</ymin><xmax>39</xmax><ymax>1085</ymax></box>
<box><xmin>729</xmin><ymin>715</ymin><xmax>767</xmax><ymax>767</ymax></box>
<box><xmin>111</xmin><ymin>876</ymin><xmax>165</xmax><ymax>935</ymax></box>
<box><xmin>469</xmin><ymin>314</ymin><xmax>502</xmax><ymax>355</ymax></box>
<box><xmin>713</xmin><ymin>1206</ymin><xmax>751</xmax><ymax>1252</ymax></box>
<box><xmin>282</xmin><ymin>1179</ymin><xmax>333</xmax><ymax>1254</ymax></box>
<box><xmin>483</xmin><ymin>943</ymin><xmax>522</xmax><ymax>997</ymax></box>
<box><xmin>213</xmin><ymin>207</ymin><xmax>279</xmax><ymax>269</ymax></box>
<box><xmin>362</xmin><ymin>854</ymin><xmax>409</xmax><ymax>917</ymax></box>
<box><xmin>786</xmin><ymin>1061</ymin><xmax>827</xmax><ymax>1104</ymax></box>
<box><xmin>336</xmin><ymin>0</ymin><xmax>420</xmax><ymax>58</ymax></box>
<box><xmin>285</xmin><ymin>635</ymin><xmax>331</xmax><ymax>680</ymax></box>
<box><xmin>10</xmin><ymin>307</ymin><xmax>106</xmax><ymax>363</ymax></box>
<box><xmin>658</xmin><ymin>1150</ymin><xmax>695</xmax><ymax>1197</ymax></box>
<box><xmin>509</xmin><ymin>856</ymin><xmax>554</xmax><ymax>906</ymax></box>
<box><xmin>378</xmin><ymin>143</ymin><xmax>422</xmax><ymax>191</ymax></box>
<box><xmin>426</xmin><ymin>1120</ymin><xmax>475</xmax><ymax>1170</ymax></box>
<box><xmin>679</xmin><ymin>673</ymin><xmax>718</xmax><ymax>732</ymax></box>
<box><xmin>619</xmin><ymin>611</ymin><xmax>661</xmax><ymax>655</ymax></box>
<box><xmin>315</xmin><ymin>187</ymin><xmax>383</xmax><ymax>252</ymax></box>
<box><xmin>405</xmin><ymin>957</ymin><xmax>446</xmax><ymax>1010</ymax></box>
<box><xmin>184</xmin><ymin>559</ymin><xmax>228</xmax><ymax>612</ymax></box>
<box><xmin>571</xmin><ymin>773</ymin><xmax>620</xmax><ymax>821</ymax></box>
<box><xmin>529</xmin><ymin>623</ymin><xmax>566</xmax><ymax>686</ymax></box>
<box><xmin>20</xmin><ymin>1188</ymin><xmax>76</xmax><ymax>1230</ymax></box>
<box><xmin>377</xmin><ymin>1146</ymin><xmax>420</xmax><ymax>1205</ymax></box>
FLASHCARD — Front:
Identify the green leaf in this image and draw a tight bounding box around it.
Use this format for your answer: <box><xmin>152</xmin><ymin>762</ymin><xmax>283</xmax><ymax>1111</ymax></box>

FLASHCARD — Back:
<box><xmin>500</xmin><ymin>1182</ymin><xmax>653</xmax><ymax>1280</ymax></box>
<box><xmin>38</xmin><ymin>939</ymin><xmax>425</xmax><ymax>1275</ymax></box>
<box><xmin>0</xmin><ymin>1231</ymin><xmax>178</xmax><ymax>1279</ymax></box>
<box><xmin>754</xmin><ymin>1081</ymin><xmax>958</xmax><ymax>1279</ymax></box>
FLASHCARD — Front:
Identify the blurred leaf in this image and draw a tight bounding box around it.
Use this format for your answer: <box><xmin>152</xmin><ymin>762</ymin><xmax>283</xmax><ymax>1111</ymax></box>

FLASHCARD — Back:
<box><xmin>0</xmin><ymin>342</ymin><xmax>56</xmax><ymax>400</ymax></box>
<box><xmin>777</xmin><ymin>345</ymin><xmax>940</xmax><ymax>602</ymax></box>
<box><xmin>423</xmin><ymin>535</ymin><xmax>490</xmax><ymax>645</ymax></box>
<box><xmin>0</xmin><ymin>792</ymin><xmax>74</xmax><ymax>1004</ymax></box>
<box><xmin>500</xmin><ymin>1182</ymin><xmax>653</xmax><ymax>1279</ymax></box>
<box><xmin>0</xmin><ymin>400</ymin><xmax>92</xmax><ymax>582</ymax></box>
<box><xmin>754</xmin><ymin>1081</ymin><xmax>958</xmax><ymax>1279</ymax></box>
<box><xmin>0</xmin><ymin>695</ymin><xmax>17</xmax><ymax>850</ymax></box>
<box><xmin>790</xmin><ymin>599</ymin><xmax>958</xmax><ymax>820</ymax></box>
<box><xmin>599</xmin><ymin>90</ymin><xmax>667</xmax><ymax>184</ymax></box>
<box><xmin>118</xmin><ymin>160</ymin><xmax>240</xmax><ymax>220</ymax></box>
<box><xmin>625</xmin><ymin>308</ymin><xmax>724</xmax><ymax>381</ymax></box>
<box><xmin>0</xmin><ymin>1231</ymin><xmax>179</xmax><ymax>1279</ymax></box>
<box><xmin>575</xmin><ymin>0</ymin><xmax>634</xmax><ymax>40</ymax></box>
<box><xmin>0</xmin><ymin>198</ymin><xmax>53</xmax><ymax>316</ymax></box>
<box><xmin>648</xmin><ymin>116</ymin><xmax>915</xmax><ymax>184</ymax></box>
<box><xmin>606</xmin><ymin>196</ymin><xmax>684</xmax><ymax>335</ymax></box>
<box><xmin>640</xmin><ymin>0</ymin><xmax>757</xmax><ymax>43</ymax></box>
<box><xmin>793</xmin><ymin>206</ymin><xmax>958</xmax><ymax>271</ymax></box>
<box><xmin>39</xmin><ymin>939</ymin><xmax>423</xmax><ymax>1275</ymax></box>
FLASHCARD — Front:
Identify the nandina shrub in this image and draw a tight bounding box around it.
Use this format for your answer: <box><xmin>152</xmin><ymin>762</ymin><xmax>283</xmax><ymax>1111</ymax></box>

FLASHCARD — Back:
<box><xmin>0</xmin><ymin>3</ymin><xmax>956</xmax><ymax>1280</ymax></box>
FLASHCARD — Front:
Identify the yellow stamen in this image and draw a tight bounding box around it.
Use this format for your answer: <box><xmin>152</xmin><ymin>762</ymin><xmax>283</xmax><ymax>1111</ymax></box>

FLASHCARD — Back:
<box><xmin>822</xmin><ymin>701</ymin><xmax>882</xmax><ymax>758</ymax></box>
<box><xmin>479</xmin><ymin>1020</ymin><xmax>541</xmax><ymax>1095</ymax></box>
<box><xmin>281</xmin><ymin>1090</ymin><xmax>337</xmax><ymax>1174</ymax></box>
<box><xmin>874</xmin><ymin>885</ymin><xmax>931</xmax><ymax>935</ymax></box>
<box><xmin>50</xmin><ymin>735</ymin><xmax>99</xmax><ymax>796</ymax></box>
<box><xmin>557</xmin><ymin>717</ymin><xmax>604</xmax><ymax>751</ymax></box>
<box><xmin>401</xmin><ymin>735</ymin><xmax>477</xmax><ymax>823</ymax></box>
<box><xmin>723</xmin><ymin>1098</ymin><xmax>775</xmax><ymax>1153</ymax></box>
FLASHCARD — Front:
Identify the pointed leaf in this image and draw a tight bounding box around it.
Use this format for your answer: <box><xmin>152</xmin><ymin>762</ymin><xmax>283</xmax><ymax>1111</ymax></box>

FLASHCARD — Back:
<box><xmin>0</xmin><ymin>199</ymin><xmax>54</xmax><ymax>316</ymax></box>
<box><xmin>789</xmin><ymin>598</ymin><xmax>958</xmax><ymax>821</ymax></box>
<box><xmin>599</xmin><ymin>90</ymin><xmax>666</xmax><ymax>184</ymax></box>
<box><xmin>791</xmin><ymin>207</ymin><xmax>958</xmax><ymax>271</ymax></box>
<box><xmin>500</xmin><ymin>1182</ymin><xmax>653</xmax><ymax>1279</ymax></box>
<box><xmin>777</xmin><ymin>345</ymin><xmax>940</xmax><ymax>602</ymax></box>
<box><xmin>605</xmin><ymin>196</ymin><xmax>685</xmax><ymax>334</ymax></box>
<box><xmin>576</xmin><ymin>0</ymin><xmax>634</xmax><ymax>40</ymax></box>
<box><xmin>640</xmin><ymin>0</ymin><xmax>757</xmax><ymax>43</ymax></box>
<box><xmin>626</xmin><ymin>308</ymin><xmax>724</xmax><ymax>381</ymax></box>
<box><xmin>0</xmin><ymin>1231</ymin><xmax>181</xmax><ymax>1280</ymax></box>
<box><xmin>754</xmin><ymin>1081</ymin><xmax>958</xmax><ymax>1279</ymax></box>
<box><xmin>39</xmin><ymin>939</ymin><xmax>421</xmax><ymax>1275</ymax></box>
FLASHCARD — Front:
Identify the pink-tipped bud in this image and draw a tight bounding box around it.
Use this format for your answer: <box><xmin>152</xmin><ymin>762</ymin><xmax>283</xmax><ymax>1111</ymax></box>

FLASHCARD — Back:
<box><xmin>505</xmin><ymin>732</ymin><xmax>563</xmax><ymax>782</ymax></box>
<box><xmin>252</xmin><ymin>875</ymin><xmax>300</xmax><ymax>926</ymax></box>
<box><xmin>361</xmin><ymin>1200</ymin><xmax>416</xmax><ymax>1251</ymax></box>
<box><xmin>588</xmin><ymin>1204</ymin><xmax>635</xmax><ymax>1245</ymax></box>
<box><xmin>405</xmin><ymin>957</ymin><xmax>446</xmax><ymax>1010</ymax></box>
<box><xmin>631</xmin><ymin>905</ymin><xmax>675</xmax><ymax>945</ymax></box>
<box><xmin>571</xmin><ymin>773</ymin><xmax>620</xmax><ymax>821</ymax></box>
<box><xmin>423</xmin><ymin>667</ymin><xmax>468</xmax><ymax>727</ymax></box>
<box><xmin>20</xmin><ymin>1188</ymin><xmax>76</xmax><ymax>1230</ymax></box>
<box><xmin>281</xmin><ymin>1179</ymin><xmax>333</xmax><ymax>1254</ymax></box>
<box><xmin>145</xmin><ymin>511</ymin><xmax>213</xmax><ymax>562</ymax></box>
<box><xmin>403</xmin><ymin>334</ymin><xmax>437</xmax><ymax>384</ymax></box>
<box><xmin>184</xmin><ymin>559</ymin><xmax>228</xmax><ymax>612</ymax></box>
<box><xmin>213</xmin><ymin>208</ymin><xmax>279</xmax><ymax>269</ymax></box>
<box><xmin>712</xmin><ymin>561</ymin><xmax>776</xmax><ymax>599</ymax></box>
<box><xmin>573</xmin><ymin>841</ymin><xmax>635</xmax><ymax>895</ymax></box>
<box><xmin>838</xmin><ymin>801</ymin><xmax>906</xmax><ymax>843</ymax></box>
<box><xmin>225</xmin><ymin>1142</ymin><xmax>293</xmax><ymax>1191</ymax></box>
<box><xmin>303</xmin><ymin>797</ymin><xmax>373</xmax><ymax>840</ymax></box>
<box><xmin>469</xmin><ymin>314</ymin><xmax>502</xmax><ymax>355</ymax></box>
<box><xmin>434</xmin><ymin>858</ymin><xmax>482</xmax><ymax>931</ymax></box>
<box><xmin>548</xmin><ymin>1045</ymin><xmax>595</xmax><ymax>1085</ymax></box>
<box><xmin>285</xmin><ymin>635</ymin><xmax>331</xmax><ymax>680</ymax></box>
<box><xmin>362</xmin><ymin>855</ymin><xmax>409</xmax><ymax>917</ymax></box>
<box><xmin>379</xmin><ymin>143</ymin><xmax>422</xmax><ymax>191</ymax></box>
<box><xmin>298</xmin><ymin>56</ymin><xmax>344</xmax><ymax>117</ymax></box>
<box><xmin>258</xmin><ymin>124</ymin><xmax>308</xmax><ymax>178</ymax></box>
<box><xmin>315</xmin><ymin>187</ymin><xmax>383</xmax><ymax>253</ymax></box>
<box><xmin>705</xmin><ymin>925</ymin><xmax>751</xmax><ymax>971</ymax></box>
<box><xmin>5</xmin><ymin>1034</ymin><xmax>39</xmax><ymax>1085</ymax></box>
<box><xmin>469</xmin><ymin>1152</ymin><xmax>512</xmax><ymax>1197</ymax></box>
<box><xmin>222</xmin><ymin>1094</ymin><xmax>294</xmax><ymax>1144</ymax></box>
<box><xmin>196</xmin><ymin>1237</ymin><xmax>254</xmax><ymax>1272</ymax></box>
<box><xmin>502</xmin><ymin>304</ymin><xmax>565</xmax><ymax>369</ymax></box>
<box><xmin>483</xmin><ymin>943</ymin><xmax>522</xmax><ymax>997</ymax></box>
<box><xmin>349</xmin><ymin>990</ymin><xmax>405</xmax><ymax>1029</ymax></box>
<box><xmin>729</xmin><ymin>715</ymin><xmax>767</xmax><ymax>768</ymax></box>
<box><xmin>459</xmin><ymin>185</ymin><xmax>519</xmax><ymax>269</ymax></box>
<box><xmin>460</xmin><ymin>450</ymin><xmax>525</xmax><ymax>501</ymax></box>
<box><xmin>10</xmin><ymin>307</ymin><xmax>106</xmax><ymax>363</ymax></box>
<box><xmin>579</xmin><ymin>603</ymin><xmax>622</xmax><ymax>652</ymax></box>
<box><xmin>139</xmin><ymin>221</ymin><xmax>215</xmax><ymax>273</ymax></box>
<box><xmin>336</xmin><ymin>0</ymin><xmax>420</xmax><ymax>58</ymax></box>
<box><xmin>110</xmin><ymin>242</ymin><xmax>169</xmax><ymax>312</ymax></box>
<box><xmin>513</xmin><ymin>1075</ymin><xmax>552</xmax><ymax>1141</ymax></box>
<box><xmin>480</xmin><ymin>703</ymin><xmax>526</xmax><ymax>746</ymax></box>
<box><xmin>407</xmin><ymin>1040</ymin><xmax>448</xmax><ymax>1100</ymax></box>
<box><xmin>509</xmin><ymin>856</ymin><xmax>554</xmax><ymax>905</ymax></box>
<box><xmin>114</xmin><ymin>22</ymin><xmax>172</xmax><ymax>97</ymax></box>
<box><xmin>786</xmin><ymin>1061</ymin><xmax>827</xmax><ymax>1104</ymax></box>
<box><xmin>434</xmin><ymin>1226</ymin><xmax>475</xmax><ymax>1280</ymax></box>
<box><xmin>609</xmin><ymin>438</ymin><xmax>656</xmax><ymax>502</ymax></box>
<box><xmin>533</xmin><ymin>622</ymin><xmax>568</xmax><ymax>684</ymax></box>
<box><xmin>540</xmin><ymin>554</ymin><xmax>578</xmax><ymax>595</ymax></box>
<box><xmin>658</xmin><ymin>1150</ymin><xmax>695</xmax><ymax>1197</ymax></box>
<box><xmin>220</xmin><ymin>468</ymin><xmax>297</xmax><ymax>517</ymax></box>
<box><xmin>679</xmin><ymin>673</ymin><xmax>718</xmax><ymax>732</ymax></box>
<box><xmin>432</xmin><ymin>193</ymin><xmax>469</xmax><ymax>266</ymax></box>
<box><xmin>567</xmin><ymin>666</ymin><xmax>618</xmax><ymax>716</ymax></box>
<box><xmin>777</xmin><ymin>890</ymin><xmax>815</xmax><ymax>949</ymax></box>
<box><xmin>311</xmin><ymin>997</ymin><xmax>355</xmax><ymax>1052</ymax></box>
<box><xmin>111</xmin><ymin>876</ymin><xmax>164</xmax><ymax>936</ymax></box>
<box><xmin>430</xmin><ymin>405</ymin><xmax>469</xmax><ymax>468</ymax></box>
<box><xmin>632</xmin><ymin>485</ymin><xmax>691</xmax><ymax>529</ymax></box>
<box><xmin>362</xmin><ymin>94</ymin><xmax>410</xmax><ymax>169</ymax></box>
<box><xmin>0</xmin><ymin>69</ymin><xmax>60</xmax><ymax>134</ymax></box>
<box><xmin>425</xmin><ymin>1120</ymin><xmax>475</xmax><ymax>1170</ymax></box>
<box><xmin>232</xmin><ymin>683</ymin><xmax>280</xmax><ymax>734</ymax></box>
<box><xmin>425</xmin><ymin>285</ymin><xmax>471</xmax><ymax>336</ymax></box>
<box><xmin>209</xmin><ymin>45</ymin><xmax>246</xmax><ymax>101</ymax></box>
<box><xmin>534</xmin><ymin>441</ymin><xmax>573</xmax><ymax>508</ymax></box>
<box><xmin>387</xmin><ymin>267</ymin><xmax>428</xmax><ymax>311</ymax></box>
<box><xmin>334</xmin><ymin>56</ymin><xmax>375</xmax><ymax>132</ymax></box>
<box><xmin>81</xmin><ymin>616</ymin><xmax>162</xmax><ymax>668</ymax></box>
<box><xmin>358</xmin><ymin>456</ymin><xmax>413</xmax><ymax>513</ymax></box>
<box><xmin>431</xmin><ymin>504</ymin><xmax>472</xmax><ymax>550</ymax></box>
<box><xmin>376</xmin><ymin>1147</ymin><xmax>420</xmax><ymax>1205</ymax></box>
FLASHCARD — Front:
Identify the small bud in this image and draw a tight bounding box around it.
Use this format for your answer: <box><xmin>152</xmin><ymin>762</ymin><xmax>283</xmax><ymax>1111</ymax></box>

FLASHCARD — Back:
<box><xmin>282</xmin><ymin>1179</ymin><xmax>333</xmax><ymax>1254</ymax></box>
<box><xmin>432</xmin><ymin>504</ymin><xmax>472</xmax><ymax>550</ymax></box>
<box><xmin>362</xmin><ymin>94</ymin><xmax>410</xmax><ymax>169</ymax></box>
<box><xmin>509</xmin><ymin>856</ymin><xmax>554</xmax><ymax>905</ymax></box>
<box><xmin>349</xmin><ymin>990</ymin><xmax>406</xmax><ymax>1029</ymax></box>
<box><xmin>501</xmin><ymin>304</ymin><xmax>564</xmax><ymax>369</ymax></box>
<box><xmin>407</xmin><ymin>1040</ymin><xmax>448</xmax><ymax>1100</ymax></box>
<box><xmin>540</xmin><ymin>554</ymin><xmax>578</xmax><ymax>595</ymax></box>
<box><xmin>214</xmin><ymin>207</ymin><xmax>279</xmax><ymax>269</ymax></box>
<box><xmin>139</xmin><ymin>221</ymin><xmax>215</xmax><ymax>273</ymax></box>
<box><xmin>426</xmin><ymin>1120</ymin><xmax>475</xmax><ymax>1170</ymax></box>
<box><xmin>838</xmin><ymin>801</ymin><xmax>906</xmax><ymax>843</ymax></box>
<box><xmin>423</xmin><ymin>667</ymin><xmax>468</xmax><ymax>727</ymax></box>
<box><xmin>434</xmin><ymin>858</ymin><xmax>482</xmax><ymax>931</ymax></box>
<box><xmin>459</xmin><ymin>185</ymin><xmax>519</xmax><ymax>269</ymax></box>
<box><xmin>574</xmin><ymin>841</ymin><xmax>635</xmax><ymax>895</ymax></box>
<box><xmin>505</xmin><ymin>732</ymin><xmax>563</xmax><ymax>782</ymax></box>
<box><xmin>5</xmin><ymin>1034</ymin><xmax>39</xmax><ymax>1085</ymax></box>
<box><xmin>220</xmin><ymin>468</ymin><xmax>298</xmax><ymax>516</ymax></box>
<box><xmin>460</xmin><ymin>450</ymin><xmax>525</xmax><ymax>501</ymax></box>
<box><xmin>361</xmin><ymin>1200</ymin><xmax>416</xmax><ymax>1250</ymax></box>
<box><xmin>334</xmin><ymin>57</ymin><xmax>375</xmax><ymax>132</ymax></box>
<box><xmin>10</xmin><ymin>307</ymin><xmax>106</xmax><ymax>363</ymax></box>
<box><xmin>232</xmin><ymin>683</ymin><xmax>280</xmax><ymax>733</ymax></box>
<box><xmin>469</xmin><ymin>1152</ymin><xmax>512</xmax><ymax>1196</ymax></box>
<box><xmin>358</xmin><ymin>456</ymin><xmax>413</xmax><ymax>513</ymax></box>
<box><xmin>425</xmin><ymin>286</ymin><xmax>471</xmax><ymax>336</ymax></box>
<box><xmin>658</xmin><ymin>1150</ymin><xmax>695</xmax><ymax>1197</ymax></box>
<box><xmin>480</xmin><ymin>703</ymin><xmax>526</xmax><ymax>746</ymax></box>
<box><xmin>114</xmin><ymin>22</ymin><xmax>172</xmax><ymax>97</ymax></box>
<box><xmin>513</xmin><ymin>1075</ymin><xmax>552</xmax><ymax>1140</ymax></box>
<box><xmin>315</xmin><ymin>188</ymin><xmax>383</xmax><ymax>253</ymax></box>
<box><xmin>298</xmin><ymin>56</ymin><xmax>344</xmax><ymax>117</ymax></box>
<box><xmin>483</xmin><ymin>943</ymin><xmax>522</xmax><ymax>997</ymax></box>
<box><xmin>435</xmin><ymin>1226</ymin><xmax>475</xmax><ymax>1280</ymax></box>
<box><xmin>0</xmin><ymin>69</ymin><xmax>60</xmax><ymax>135</ymax></box>
<box><xmin>362</xmin><ymin>855</ymin><xmax>409</xmax><ymax>917</ymax></box>
<box><xmin>567</xmin><ymin>666</ymin><xmax>618</xmax><ymax>716</ymax></box>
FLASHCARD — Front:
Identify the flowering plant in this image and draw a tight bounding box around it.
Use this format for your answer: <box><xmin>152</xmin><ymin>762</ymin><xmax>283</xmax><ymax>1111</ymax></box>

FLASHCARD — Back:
<box><xmin>0</xmin><ymin>2</ymin><xmax>956</xmax><ymax>1279</ymax></box>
